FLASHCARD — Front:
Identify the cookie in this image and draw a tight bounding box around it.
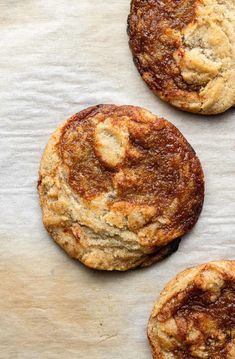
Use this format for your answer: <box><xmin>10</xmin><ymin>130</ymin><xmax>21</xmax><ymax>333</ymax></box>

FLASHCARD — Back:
<box><xmin>128</xmin><ymin>0</ymin><xmax>235</xmax><ymax>114</ymax></box>
<box><xmin>38</xmin><ymin>105</ymin><xmax>204</xmax><ymax>271</ymax></box>
<box><xmin>148</xmin><ymin>260</ymin><xmax>235</xmax><ymax>358</ymax></box>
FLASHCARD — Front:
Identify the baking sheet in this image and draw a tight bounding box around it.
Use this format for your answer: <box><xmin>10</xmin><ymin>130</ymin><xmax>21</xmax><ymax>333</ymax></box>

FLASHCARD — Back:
<box><xmin>0</xmin><ymin>1</ymin><xmax>234</xmax><ymax>358</ymax></box>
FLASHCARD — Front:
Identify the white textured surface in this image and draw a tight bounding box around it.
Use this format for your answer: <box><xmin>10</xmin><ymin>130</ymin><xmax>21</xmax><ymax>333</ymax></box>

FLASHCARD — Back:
<box><xmin>0</xmin><ymin>1</ymin><xmax>234</xmax><ymax>358</ymax></box>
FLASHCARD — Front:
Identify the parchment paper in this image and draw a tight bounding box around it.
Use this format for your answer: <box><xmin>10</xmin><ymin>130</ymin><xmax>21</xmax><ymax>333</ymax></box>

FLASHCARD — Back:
<box><xmin>0</xmin><ymin>1</ymin><xmax>234</xmax><ymax>358</ymax></box>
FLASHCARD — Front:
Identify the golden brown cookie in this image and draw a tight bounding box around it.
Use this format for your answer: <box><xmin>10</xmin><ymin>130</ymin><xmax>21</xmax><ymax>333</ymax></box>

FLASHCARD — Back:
<box><xmin>38</xmin><ymin>105</ymin><xmax>204</xmax><ymax>271</ymax></box>
<box><xmin>148</xmin><ymin>260</ymin><xmax>235</xmax><ymax>358</ymax></box>
<box><xmin>128</xmin><ymin>0</ymin><xmax>235</xmax><ymax>114</ymax></box>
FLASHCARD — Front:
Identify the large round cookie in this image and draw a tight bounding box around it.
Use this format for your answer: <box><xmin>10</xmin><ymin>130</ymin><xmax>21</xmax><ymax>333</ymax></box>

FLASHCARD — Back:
<box><xmin>148</xmin><ymin>260</ymin><xmax>235</xmax><ymax>358</ymax></box>
<box><xmin>128</xmin><ymin>0</ymin><xmax>235</xmax><ymax>114</ymax></box>
<box><xmin>38</xmin><ymin>105</ymin><xmax>204</xmax><ymax>271</ymax></box>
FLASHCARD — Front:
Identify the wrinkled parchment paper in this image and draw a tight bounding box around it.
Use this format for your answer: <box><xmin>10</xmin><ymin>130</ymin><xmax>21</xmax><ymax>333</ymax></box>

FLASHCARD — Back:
<box><xmin>0</xmin><ymin>1</ymin><xmax>234</xmax><ymax>358</ymax></box>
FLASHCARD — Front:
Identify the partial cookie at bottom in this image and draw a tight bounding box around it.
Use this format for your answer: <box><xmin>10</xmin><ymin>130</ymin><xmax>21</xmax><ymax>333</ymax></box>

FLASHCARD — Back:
<box><xmin>148</xmin><ymin>260</ymin><xmax>235</xmax><ymax>358</ymax></box>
